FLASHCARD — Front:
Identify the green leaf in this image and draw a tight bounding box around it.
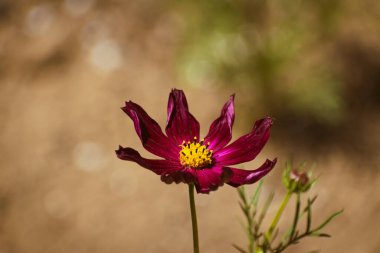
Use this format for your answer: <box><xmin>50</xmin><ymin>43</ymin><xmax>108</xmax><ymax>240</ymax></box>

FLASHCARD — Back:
<box><xmin>251</xmin><ymin>208</ymin><xmax>257</xmax><ymax>220</ymax></box>
<box><xmin>271</xmin><ymin>228</ymin><xmax>280</xmax><ymax>242</ymax></box>
<box><xmin>308</xmin><ymin>178</ymin><xmax>318</xmax><ymax>190</ymax></box>
<box><xmin>299</xmin><ymin>161</ymin><xmax>308</xmax><ymax>170</ymax></box>
<box><xmin>239</xmin><ymin>202</ymin><xmax>250</xmax><ymax>218</ymax></box>
<box><xmin>304</xmin><ymin>195</ymin><xmax>318</xmax><ymax>212</ymax></box>
<box><xmin>311</xmin><ymin>232</ymin><xmax>331</xmax><ymax>238</ymax></box>
<box><xmin>300</xmin><ymin>195</ymin><xmax>317</xmax><ymax>219</ymax></box>
<box><xmin>313</xmin><ymin>209</ymin><xmax>343</xmax><ymax>232</ymax></box>
<box><xmin>238</xmin><ymin>187</ymin><xmax>247</xmax><ymax>204</ymax></box>
<box><xmin>306</xmin><ymin>198</ymin><xmax>312</xmax><ymax>232</ymax></box>
<box><xmin>250</xmin><ymin>179</ymin><xmax>264</xmax><ymax>207</ymax></box>
<box><xmin>232</xmin><ymin>244</ymin><xmax>248</xmax><ymax>253</ymax></box>
<box><xmin>258</xmin><ymin>192</ymin><xmax>274</xmax><ymax>229</ymax></box>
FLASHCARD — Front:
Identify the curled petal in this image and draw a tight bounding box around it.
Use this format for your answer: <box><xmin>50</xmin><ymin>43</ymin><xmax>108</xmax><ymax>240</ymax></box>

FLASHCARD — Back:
<box><xmin>194</xmin><ymin>167</ymin><xmax>232</xmax><ymax>194</ymax></box>
<box><xmin>161</xmin><ymin>169</ymin><xmax>196</xmax><ymax>185</ymax></box>
<box><xmin>116</xmin><ymin>146</ymin><xmax>181</xmax><ymax>175</ymax></box>
<box><xmin>214</xmin><ymin>117</ymin><xmax>273</xmax><ymax>166</ymax></box>
<box><xmin>166</xmin><ymin>89</ymin><xmax>200</xmax><ymax>144</ymax></box>
<box><xmin>204</xmin><ymin>94</ymin><xmax>235</xmax><ymax>152</ymax></box>
<box><xmin>122</xmin><ymin>101</ymin><xmax>179</xmax><ymax>160</ymax></box>
<box><xmin>226</xmin><ymin>158</ymin><xmax>277</xmax><ymax>187</ymax></box>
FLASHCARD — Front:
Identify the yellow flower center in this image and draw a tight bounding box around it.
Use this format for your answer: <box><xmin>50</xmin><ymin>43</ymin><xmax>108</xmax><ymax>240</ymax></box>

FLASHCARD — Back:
<box><xmin>179</xmin><ymin>137</ymin><xmax>213</xmax><ymax>169</ymax></box>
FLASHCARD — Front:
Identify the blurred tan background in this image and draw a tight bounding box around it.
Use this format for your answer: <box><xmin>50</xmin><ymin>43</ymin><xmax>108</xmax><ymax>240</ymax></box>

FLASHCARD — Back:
<box><xmin>0</xmin><ymin>0</ymin><xmax>380</xmax><ymax>252</ymax></box>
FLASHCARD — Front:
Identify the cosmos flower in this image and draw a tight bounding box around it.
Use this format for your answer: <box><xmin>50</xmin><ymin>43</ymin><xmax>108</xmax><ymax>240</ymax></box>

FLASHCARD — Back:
<box><xmin>116</xmin><ymin>89</ymin><xmax>277</xmax><ymax>194</ymax></box>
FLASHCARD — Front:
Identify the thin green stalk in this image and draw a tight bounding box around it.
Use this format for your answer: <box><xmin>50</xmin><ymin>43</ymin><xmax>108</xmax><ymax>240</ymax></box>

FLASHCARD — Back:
<box><xmin>265</xmin><ymin>191</ymin><xmax>292</xmax><ymax>241</ymax></box>
<box><xmin>289</xmin><ymin>193</ymin><xmax>301</xmax><ymax>241</ymax></box>
<box><xmin>247</xmin><ymin>209</ymin><xmax>254</xmax><ymax>253</ymax></box>
<box><xmin>188</xmin><ymin>184</ymin><xmax>200</xmax><ymax>253</ymax></box>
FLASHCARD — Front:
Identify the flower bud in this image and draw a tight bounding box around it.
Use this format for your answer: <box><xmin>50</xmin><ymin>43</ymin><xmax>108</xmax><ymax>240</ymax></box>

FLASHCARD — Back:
<box><xmin>282</xmin><ymin>163</ymin><xmax>314</xmax><ymax>193</ymax></box>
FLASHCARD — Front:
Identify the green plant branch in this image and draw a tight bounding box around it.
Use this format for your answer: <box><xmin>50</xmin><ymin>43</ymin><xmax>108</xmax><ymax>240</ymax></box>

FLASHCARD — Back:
<box><xmin>275</xmin><ymin>209</ymin><xmax>343</xmax><ymax>252</ymax></box>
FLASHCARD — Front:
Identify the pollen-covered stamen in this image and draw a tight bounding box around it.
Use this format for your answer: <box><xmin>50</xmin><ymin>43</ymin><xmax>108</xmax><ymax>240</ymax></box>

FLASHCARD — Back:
<box><xmin>179</xmin><ymin>137</ymin><xmax>213</xmax><ymax>169</ymax></box>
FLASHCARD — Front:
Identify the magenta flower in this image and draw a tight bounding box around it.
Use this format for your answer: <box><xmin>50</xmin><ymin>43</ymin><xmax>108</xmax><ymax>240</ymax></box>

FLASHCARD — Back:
<box><xmin>116</xmin><ymin>89</ymin><xmax>277</xmax><ymax>194</ymax></box>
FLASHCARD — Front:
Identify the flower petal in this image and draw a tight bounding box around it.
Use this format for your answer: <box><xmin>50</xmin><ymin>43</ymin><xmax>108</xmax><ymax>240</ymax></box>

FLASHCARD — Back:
<box><xmin>116</xmin><ymin>146</ymin><xmax>181</xmax><ymax>175</ymax></box>
<box><xmin>214</xmin><ymin>117</ymin><xmax>273</xmax><ymax>166</ymax></box>
<box><xmin>226</xmin><ymin>158</ymin><xmax>277</xmax><ymax>187</ymax></box>
<box><xmin>194</xmin><ymin>167</ymin><xmax>232</xmax><ymax>194</ymax></box>
<box><xmin>166</xmin><ymin>89</ymin><xmax>200</xmax><ymax>144</ymax></box>
<box><xmin>122</xmin><ymin>101</ymin><xmax>179</xmax><ymax>160</ymax></box>
<box><xmin>160</xmin><ymin>168</ymin><xmax>196</xmax><ymax>185</ymax></box>
<box><xmin>204</xmin><ymin>94</ymin><xmax>235</xmax><ymax>152</ymax></box>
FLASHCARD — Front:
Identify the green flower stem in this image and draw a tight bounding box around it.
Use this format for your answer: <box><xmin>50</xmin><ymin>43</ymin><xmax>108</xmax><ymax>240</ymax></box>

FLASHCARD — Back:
<box><xmin>188</xmin><ymin>184</ymin><xmax>200</xmax><ymax>253</ymax></box>
<box><xmin>265</xmin><ymin>191</ymin><xmax>292</xmax><ymax>241</ymax></box>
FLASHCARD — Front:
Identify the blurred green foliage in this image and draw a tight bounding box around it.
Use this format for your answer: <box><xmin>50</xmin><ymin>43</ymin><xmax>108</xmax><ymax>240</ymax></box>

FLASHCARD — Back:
<box><xmin>174</xmin><ymin>0</ymin><xmax>345</xmax><ymax>125</ymax></box>
<box><xmin>171</xmin><ymin>0</ymin><xmax>380</xmax><ymax>160</ymax></box>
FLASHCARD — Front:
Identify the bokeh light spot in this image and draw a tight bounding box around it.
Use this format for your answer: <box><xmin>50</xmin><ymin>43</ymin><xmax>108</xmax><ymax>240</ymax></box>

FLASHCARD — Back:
<box><xmin>73</xmin><ymin>141</ymin><xmax>107</xmax><ymax>172</ymax></box>
<box><xmin>25</xmin><ymin>4</ymin><xmax>55</xmax><ymax>36</ymax></box>
<box><xmin>90</xmin><ymin>39</ymin><xmax>123</xmax><ymax>72</ymax></box>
